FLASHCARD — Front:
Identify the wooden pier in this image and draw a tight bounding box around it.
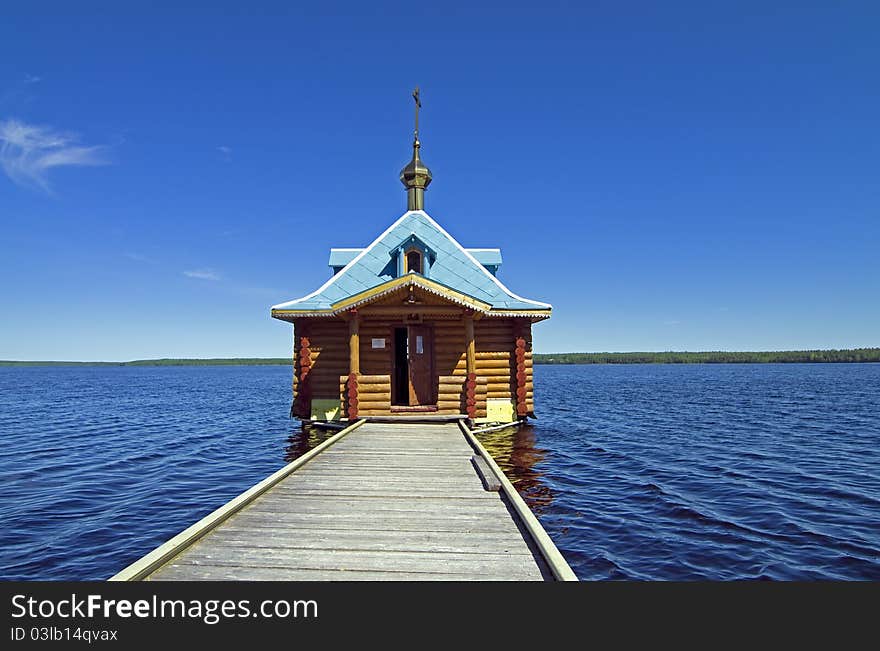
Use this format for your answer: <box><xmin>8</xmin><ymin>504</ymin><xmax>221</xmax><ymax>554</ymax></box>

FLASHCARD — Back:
<box><xmin>110</xmin><ymin>419</ymin><xmax>576</xmax><ymax>581</ymax></box>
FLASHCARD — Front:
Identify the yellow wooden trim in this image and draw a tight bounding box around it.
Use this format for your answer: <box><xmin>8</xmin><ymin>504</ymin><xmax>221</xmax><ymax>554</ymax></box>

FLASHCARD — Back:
<box><xmin>270</xmin><ymin>283</ymin><xmax>549</xmax><ymax>321</ymax></box>
<box><xmin>486</xmin><ymin>309</ymin><xmax>552</xmax><ymax>315</ymax></box>
<box><xmin>485</xmin><ymin>310</ymin><xmax>552</xmax><ymax>321</ymax></box>
<box><xmin>271</xmin><ymin>309</ymin><xmax>332</xmax><ymax>318</ymax></box>
<box><xmin>458</xmin><ymin>420</ymin><xmax>578</xmax><ymax>581</ymax></box>
<box><xmin>272</xmin><ymin>308</ymin><xmax>551</xmax><ymax>322</ymax></box>
<box><xmin>403</xmin><ymin>246</ymin><xmax>423</xmax><ymax>274</ymax></box>
<box><xmin>108</xmin><ymin>419</ymin><xmax>366</xmax><ymax>581</ymax></box>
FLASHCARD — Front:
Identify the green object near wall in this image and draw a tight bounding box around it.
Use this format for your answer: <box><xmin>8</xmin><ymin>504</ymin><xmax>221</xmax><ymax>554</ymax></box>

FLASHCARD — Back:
<box><xmin>310</xmin><ymin>399</ymin><xmax>342</xmax><ymax>421</ymax></box>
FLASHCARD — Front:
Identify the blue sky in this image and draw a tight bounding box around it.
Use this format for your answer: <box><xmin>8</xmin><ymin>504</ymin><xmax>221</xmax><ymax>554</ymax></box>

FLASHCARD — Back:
<box><xmin>1</xmin><ymin>2</ymin><xmax>877</xmax><ymax>360</ymax></box>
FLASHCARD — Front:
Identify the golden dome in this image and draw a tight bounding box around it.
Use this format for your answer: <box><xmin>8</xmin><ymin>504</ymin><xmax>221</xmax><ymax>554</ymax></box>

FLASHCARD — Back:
<box><xmin>400</xmin><ymin>137</ymin><xmax>432</xmax><ymax>191</ymax></box>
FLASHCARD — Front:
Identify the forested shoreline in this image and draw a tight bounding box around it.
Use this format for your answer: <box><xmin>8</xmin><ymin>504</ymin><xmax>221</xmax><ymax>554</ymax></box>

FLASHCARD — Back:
<box><xmin>2</xmin><ymin>348</ymin><xmax>878</xmax><ymax>366</ymax></box>
<box><xmin>533</xmin><ymin>348</ymin><xmax>880</xmax><ymax>364</ymax></box>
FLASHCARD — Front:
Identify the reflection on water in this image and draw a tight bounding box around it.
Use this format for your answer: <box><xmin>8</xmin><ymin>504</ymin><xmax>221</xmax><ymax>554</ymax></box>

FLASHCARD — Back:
<box><xmin>283</xmin><ymin>424</ymin><xmax>337</xmax><ymax>463</ymax></box>
<box><xmin>475</xmin><ymin>424</ymin><xmax>555</xmax><ymax>513</ymax></box>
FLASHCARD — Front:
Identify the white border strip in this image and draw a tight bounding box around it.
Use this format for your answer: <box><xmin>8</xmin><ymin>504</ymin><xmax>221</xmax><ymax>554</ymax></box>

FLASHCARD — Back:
<box><xmin>458</xmin><ymin>420</ymin><xmax>578</xmax><ymax>581</ymax></box>
<box><xmin>108</xmin><ymin>419</ymin><xmax>366</xmax><ymax>581</ymax></box>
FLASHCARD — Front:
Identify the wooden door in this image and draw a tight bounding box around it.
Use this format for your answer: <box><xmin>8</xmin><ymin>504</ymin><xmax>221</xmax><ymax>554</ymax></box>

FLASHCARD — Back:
<box><xmin>407</xmin><ymin>325</ymin><xmax>434</xmax><ymax>405</ymax></box>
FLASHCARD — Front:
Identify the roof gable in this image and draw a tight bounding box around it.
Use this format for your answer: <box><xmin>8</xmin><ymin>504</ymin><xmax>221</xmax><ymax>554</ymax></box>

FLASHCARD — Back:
<box><xmin>273</xmin><ymin>210</ymin><xmax>550</xmax><ymax>313</ymax></box>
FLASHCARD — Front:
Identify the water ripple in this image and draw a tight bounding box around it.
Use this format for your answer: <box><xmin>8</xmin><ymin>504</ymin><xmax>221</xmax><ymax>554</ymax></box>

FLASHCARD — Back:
<box><xmin>1</xmin><ymin>363</ymin><xmax>879</xmax><ymax>580</ymax></box>
<box><xmin>513</xmin><ymin>364</ymin><xmax>880</xmax><ymax>580</ymax></box>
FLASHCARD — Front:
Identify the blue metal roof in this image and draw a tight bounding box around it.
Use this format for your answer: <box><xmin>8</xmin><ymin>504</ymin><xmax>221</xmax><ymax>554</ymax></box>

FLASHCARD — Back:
<box><xmin>275</xmin><ymin>211</ymin><xmax>550</xmax><ymax>313</ymax></box>
<box><xmin>467</xmin><ymin>248</ymin><xmax>502</xmax><ymax>268</ymax></box>
<box><xmin>328</xmin><ymin>248</ymin><xmax>361</xmax><ymax>270</ymax></box>
<box><xmin>329</xmin><ymin>246</ymin><xmax>502</xmax><ymax>273</ymax></box>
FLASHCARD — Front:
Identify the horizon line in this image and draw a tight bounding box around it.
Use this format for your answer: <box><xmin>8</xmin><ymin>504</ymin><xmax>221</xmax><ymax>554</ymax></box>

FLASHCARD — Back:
<box><xmin>1</xmin><ymin>346</ymin><xmax>878</xmax><ymax>365</ymax></box>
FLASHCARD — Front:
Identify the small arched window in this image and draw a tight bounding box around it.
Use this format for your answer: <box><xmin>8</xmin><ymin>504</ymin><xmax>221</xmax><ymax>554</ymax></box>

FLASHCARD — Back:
<box><xmin>405</xmin><ymin>249</ymin><xmax>423</xmax><ymax>274</ymax></box>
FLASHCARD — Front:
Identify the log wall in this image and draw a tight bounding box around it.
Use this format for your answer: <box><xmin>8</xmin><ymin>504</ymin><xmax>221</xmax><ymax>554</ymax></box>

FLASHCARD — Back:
<box><xmin>291</xmin><ymin>319</ymin><xmax>348</xmax><ymax>418</ymax></box>
<box><xmin>433</xmin><ymin>320</ymin><xmax>468</xmax><ymax>378</ymax></box>
<box><xmin>291</xmin><ymin>316</ymin><xmax>534</xmax><ymax>420</ymax></box>
<box><xmin>437</xmin><ymin>375</ymin><xmax>465</xmax><ymax>415</ymax></box>
<box><xmin>341</xmin><ymin>374</ymin><xmax>391</xmax><ymax>418</ymax></box>
<box><xmin>358</xmin><ymin>320</ymin><xmax>394</xmax><ymax>377</ymax></box>
<box><xmin>292</xmin><ymin>327</ymin><xmax>301</xmax><ymax>417</ymax></box>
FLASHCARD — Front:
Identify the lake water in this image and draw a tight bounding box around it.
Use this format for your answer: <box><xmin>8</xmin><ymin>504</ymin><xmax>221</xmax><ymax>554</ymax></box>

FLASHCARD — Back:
<box><xmin>1</xmin><ymin>364</ymin><xmax>878</xmax><ymax>580</ymax></box>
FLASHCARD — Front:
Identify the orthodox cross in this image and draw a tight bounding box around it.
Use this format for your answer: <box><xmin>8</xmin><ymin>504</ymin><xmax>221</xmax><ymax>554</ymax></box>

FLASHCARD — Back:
<box><xmin>412</xmin><ymin>87</ymin><xmax>421</xmax><ymax>138</ymax></box>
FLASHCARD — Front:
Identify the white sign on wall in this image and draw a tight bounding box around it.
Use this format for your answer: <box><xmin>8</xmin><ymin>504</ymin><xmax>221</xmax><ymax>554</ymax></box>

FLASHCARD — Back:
<box><xmin>371</xmin><ymin>338</ymin><xmax>385</xmax><ymax>349</ymax></box>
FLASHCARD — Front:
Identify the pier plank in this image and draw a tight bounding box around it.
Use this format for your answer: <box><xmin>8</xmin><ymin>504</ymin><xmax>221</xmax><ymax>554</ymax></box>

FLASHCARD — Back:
<box><xmin>201</xmin><ymin>528</ymin><xmax>532</xmax><ymax>554</ymax></box>
<box><xmin>154</xmin><ymin>564</ymin><xmax>538</xmax><ymax>582</ymax></box>
<box><xmin>211</xmin><ymin>512</ymin><xmax>529</xmax><ymax>534</ymax></box>
<box><xmin>140</xmin><ymin>421</ymin><xmax>558</xmax><ymax>581</ymax></box>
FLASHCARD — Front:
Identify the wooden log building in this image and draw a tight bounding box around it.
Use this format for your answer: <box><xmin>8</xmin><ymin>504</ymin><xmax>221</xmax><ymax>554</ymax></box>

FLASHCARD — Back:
<box><xmin>271</xmin><ymin>94</ymin><xmax>551</xmax><ymax>424</ymax></box>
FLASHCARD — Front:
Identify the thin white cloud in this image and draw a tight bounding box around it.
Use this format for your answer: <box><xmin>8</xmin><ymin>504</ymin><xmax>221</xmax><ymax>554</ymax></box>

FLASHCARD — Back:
<box><xmin>0</xmin><ymin>118</ymin><xmax>108</xmax><ymax>191</ymax></box>
<box><xmin>184</xmin><ymin>269</ymin><xmax>221</xmax><ymax>281</ymax></box>
<box><xmin>23</xmin><ymin>74</ymin><xmax>42</xmax><ymax>84</ymax></box>
<box><xmin>217</xmin><ymin>145</ymin><xmax>231</xmax><ymax>161</ymax></box>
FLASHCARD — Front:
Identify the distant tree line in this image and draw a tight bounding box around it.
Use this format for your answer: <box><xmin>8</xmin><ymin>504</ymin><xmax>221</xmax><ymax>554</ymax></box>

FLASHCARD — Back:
<box><xmin>125</xmin><ymin>358</ymin><xmax>292</xmax><ymax>366</ymax></box>
<box><xmin>3</xmin><ymin>349</ymin><xmax>879</xmax><ymax>366</ymax></box>
<box><xmin>533</xmin><ymin>348</ymin><xmax>880</xmax><ymax>364</ymax></box>
<box><xmin>0</xmin><ymin>358</ymin><xmax>293</xmax><ymax>366</ymax></box>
